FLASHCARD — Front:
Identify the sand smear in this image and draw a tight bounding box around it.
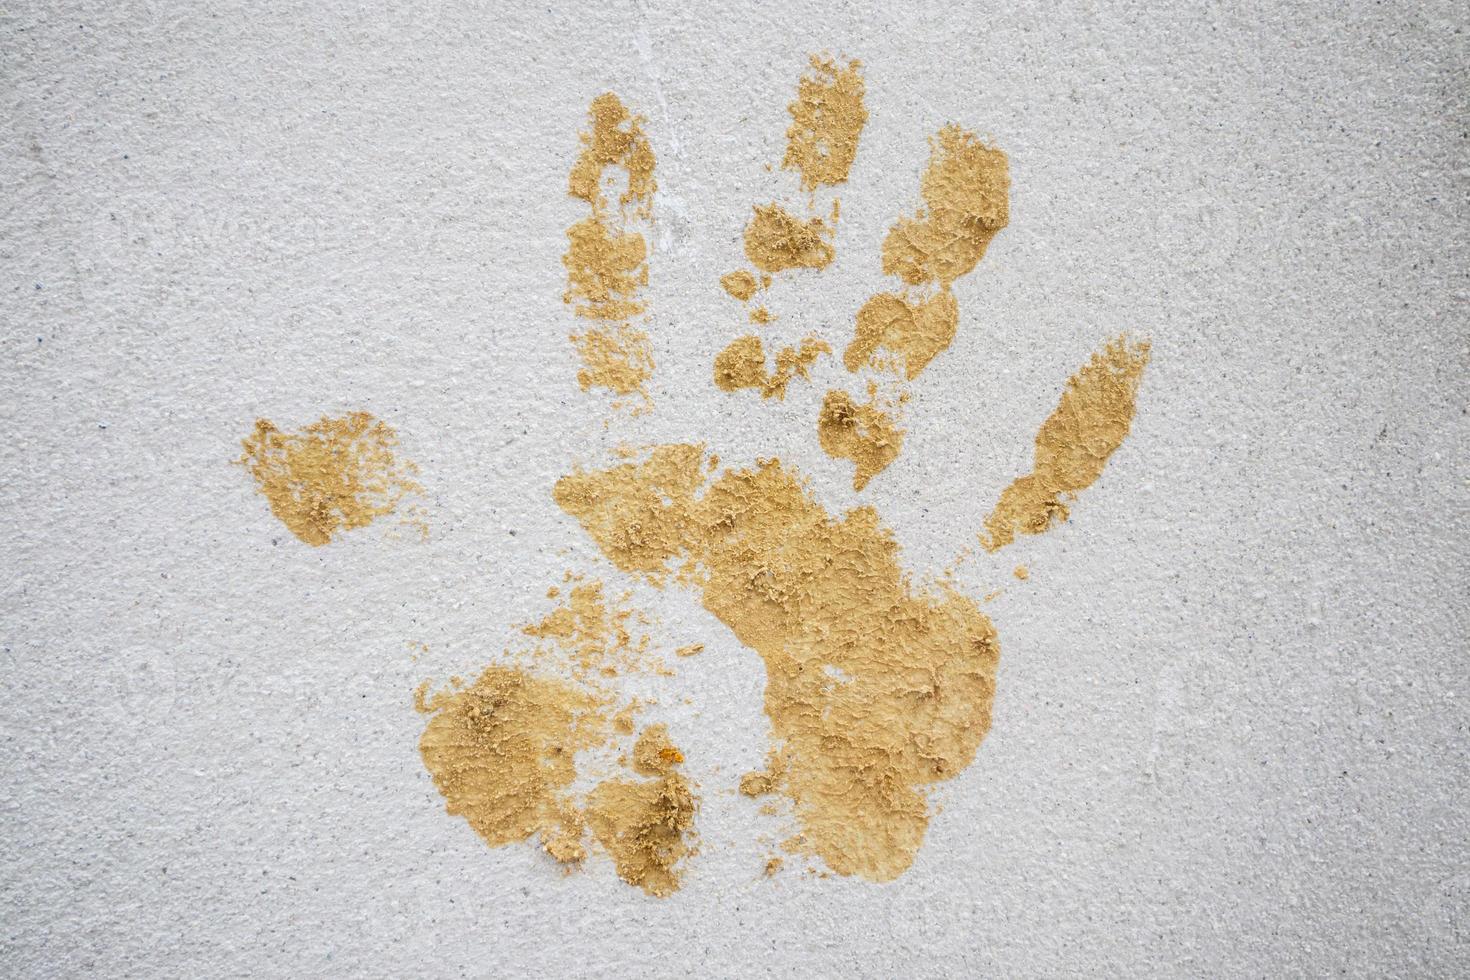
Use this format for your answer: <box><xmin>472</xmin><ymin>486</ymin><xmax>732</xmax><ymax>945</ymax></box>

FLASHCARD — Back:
<box><xmin>983</xmin><ymin>336</ymin><xmax>1152</xmax><ymax>550</ymax></box>
<box><xmin>555</xmin><ymin>445</ymin><xmax>999</xmax><ymax>880</ymax></box>
<box><xmin>716</xmin><ymin>56</ymin><xmax>869</xmax><ymax>394</ymax></box>
<box><xmin>563</xmin><ymin>93</ymin><xmax>657</xmax><ymax>405</ymax></box>
<box><xmin>238</xmin><ymin>412</ymin><xmax>421</xmax><ymax>546</ymax></box>
<box><xmin>416</xmin><ymin>581</ymin><xmax>697</xmax><ymax>896</ymax></box>
<box><xmin>714</xmin><ymin>334</ymin><xmax>831</xmax><ymax>400</ymax></box>
<box><xmin>823</xmin><ymin>125</ymin><xmax>1011</xmax><ymax>489</ymax></box>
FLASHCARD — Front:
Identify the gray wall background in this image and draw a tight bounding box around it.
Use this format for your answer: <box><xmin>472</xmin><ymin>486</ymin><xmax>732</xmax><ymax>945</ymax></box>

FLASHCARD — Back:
<box><xmin>1</xmin><ymin>0</ymin><xmax>1465</xmax><ymax>976</ymax></box>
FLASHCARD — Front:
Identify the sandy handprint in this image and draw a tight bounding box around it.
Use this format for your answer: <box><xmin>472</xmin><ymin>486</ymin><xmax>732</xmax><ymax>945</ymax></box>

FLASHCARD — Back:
<box><xmin>240</xmin><ymin>54</ymin><xmax>1150</xmax><ymax>896</ymax></box>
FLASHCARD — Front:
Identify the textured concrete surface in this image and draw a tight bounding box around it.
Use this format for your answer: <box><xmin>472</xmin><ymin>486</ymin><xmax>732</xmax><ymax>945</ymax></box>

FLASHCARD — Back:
<box><xmin>1</xmin><ymin>0</ymin><xmax>1466</xmax><ymax>976</ymax></box>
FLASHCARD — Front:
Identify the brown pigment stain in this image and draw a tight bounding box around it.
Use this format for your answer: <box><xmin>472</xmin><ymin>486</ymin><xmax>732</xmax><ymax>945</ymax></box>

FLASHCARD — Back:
<box><xmin>553</xmin><ymin>446</ymin><xmax>1000</xmax><ymax>881</ymax></box>
<box><xmin>743</xmin><ymin>203</ymin><xmax>835</xmax><ymax>274</ymax></box>
<box><xmin>563</xmin><ymin>93</ymin><xmax>657</xmax><ymax>401</ymax></box>
<box><xmin>714</xmin><ymin>335</ymin><xmax>830</xmax><ymax>400</ymax></box>
<box><xmin>586</xmin><ymin>724</ymin><xmax>697</xmax><ymax>897</ymax></box>
<box><xmin>844</xmin><ymin>291</ymin><xmax>959</xmax><ymax>380</ymax></box>
<box><xmin>783</xmin><ymin>55</ymin><xmax>868</xmax><ymax>191</ymax></box>
<box><xmin>721</xmin><ymin>270</ymin><xmax>760</xmax><ymax>302</ymax></box>
<box><xmin>416</xmin><ymin>666</ymin><xmax>607</xmax><ymax>864</ymax></box>
<box><xmin>817</xmin><ymin>389</ymin><xmax>904</xmax><ymax>491</ymax></box>
<box><xmin>982</xmin><ymin>335</ymin><xmax>1152</xmax><ymax>551</ymax></box>
<box><xmin>238</xmin><ymin>412</ymin><xmax>421</xmax><ymax>547</ymax></box>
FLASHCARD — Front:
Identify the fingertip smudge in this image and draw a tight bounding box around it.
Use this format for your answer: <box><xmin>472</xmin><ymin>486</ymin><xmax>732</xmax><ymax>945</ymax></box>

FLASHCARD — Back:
<box><xmin>568</xmin><ymin>92</ymin><xmax>656</xmax><ymax>213</ymax></box>
<box><xmin>881</xmin><ymin>125</ymin><xmax>1009</xmax><ymax>289</ymax></box>
<box><xmin>783</xmin><ymin>55</ymin><xmax>868</xmax><ymax>191</ymax></box>
<box><xmin>816</xmin><ymin>389</ymin><xmax>904</xmax><ymax>491</ymax></box>
<box><xmin>743</xmin><ymin>203</ymin><xmax>835</xmax><ymax>274</ymax></box>
<box><xmin>982</xmin><ymin>334</ymin><xmax>1152</xmax><ymax>551</ymax></box>
<box><xmin>829</xmin><ymin>124</ymin><xmax>1010</xmax><ymax>484</ymax></box>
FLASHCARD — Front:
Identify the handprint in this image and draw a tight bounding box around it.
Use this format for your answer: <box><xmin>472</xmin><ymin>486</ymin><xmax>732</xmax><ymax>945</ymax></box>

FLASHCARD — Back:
<box><xmin>238</xmin><ymin>54</ymin><xmax>1150</xmax><ymax>897</ymax></box>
